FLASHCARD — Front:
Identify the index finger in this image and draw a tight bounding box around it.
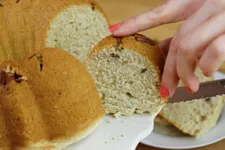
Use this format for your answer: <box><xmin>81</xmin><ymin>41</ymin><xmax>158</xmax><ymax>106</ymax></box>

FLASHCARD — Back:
<box><xmin>111</xmin><ymin>0</ymin><xmax>204</xmax><ymax>36</ymax></box>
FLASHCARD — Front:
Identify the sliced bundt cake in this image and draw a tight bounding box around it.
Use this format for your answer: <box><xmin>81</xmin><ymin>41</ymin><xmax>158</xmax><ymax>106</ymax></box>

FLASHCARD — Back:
<box><xmin>0</xmin><ymin>48</ymin><xmax>104</xmax><ymax>149</ymax></box>
<box><xmin>0</xmin><ymin>0</ymin><xmax>110</xmax><ymax>63</ymax></box>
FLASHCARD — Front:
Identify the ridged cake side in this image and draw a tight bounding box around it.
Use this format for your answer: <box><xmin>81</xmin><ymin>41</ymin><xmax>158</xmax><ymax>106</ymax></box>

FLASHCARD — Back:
<box><xmin>0</xmin><ymin>48</ymin><xmax>104</xmax><ymax>149</ymax></box>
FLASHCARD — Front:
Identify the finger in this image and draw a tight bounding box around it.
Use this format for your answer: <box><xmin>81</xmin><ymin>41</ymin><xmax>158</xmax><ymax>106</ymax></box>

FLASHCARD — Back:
<box><xmin>111</xmin><ymin>0</ymin><xmax>205</xmax><ymax>36</ymax></box>
<box><xmin>176</xmin><ymin>50</ymin><xmax>199</xmax><ymax>93</ymax></box>
<box><xmin>174</xmin><ymin>11</ymin><xmax>225</xmax><ymax>56</ymax></box>
<box><xmin>161</xmin><ymin>40</ymin><xmax>179</xmax><ymax>98</ymax></box>
<box><xmin>199</xmin><ymin>34</ymin><xmax>225</xmax><ymax>77</ymax></box>
<box><xmin>159</xmin><ymin>37</ymin><xmax>173</xmax><ymax>56</ymax></box>
<box><xmin>178</xmin><ymin>0</ymin><xmax>225</xmax><ymax>36</ymax></box>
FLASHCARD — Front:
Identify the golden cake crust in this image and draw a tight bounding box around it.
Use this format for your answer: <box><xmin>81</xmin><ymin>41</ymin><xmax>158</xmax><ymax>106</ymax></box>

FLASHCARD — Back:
<box><xmin>88</xmin><ymin>34</ymin><xmax>166</xmax><ymax>79</ymax></box>
<box><xmin>0</xmin><ymin>48</ymin><xmax>104</xmax><ymax>149</ymax></box>
<box><xmin>0</xmin><ymin>0</ymin><xmax>109</xmax><ymax>63</ymax></box>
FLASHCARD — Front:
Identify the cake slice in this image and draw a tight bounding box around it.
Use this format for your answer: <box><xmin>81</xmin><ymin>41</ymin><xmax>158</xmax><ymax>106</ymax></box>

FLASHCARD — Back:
<box><xmin>154</xmin><ymin>115</ymin><xmax>185</xmax><ymax>137</ymax></box>
<box><xmin>158</xmin><ymin>68</ymin><xmax>225</xmax><ymax>136</ymax></box>
<box><xmin>86</xmin><ymin>34</ymin><xmax>167</xmax><ymax>117</ymax></box>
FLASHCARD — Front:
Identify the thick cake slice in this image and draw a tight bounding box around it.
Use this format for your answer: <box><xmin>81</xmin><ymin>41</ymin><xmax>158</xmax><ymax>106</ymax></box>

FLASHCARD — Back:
<box><xmin>158</xmin><ymin>68</ymin><xmax>225</xmax><ymax>136</ymax></box>
<box><xmin>0</xmin><ymin>0</ymin><xmax>110</xmax><ymax>63</ymax></box>
<box><xmin>86</xmin><ymin>34</ymin><xmax>167</xmax><ymax>117</ymax></box>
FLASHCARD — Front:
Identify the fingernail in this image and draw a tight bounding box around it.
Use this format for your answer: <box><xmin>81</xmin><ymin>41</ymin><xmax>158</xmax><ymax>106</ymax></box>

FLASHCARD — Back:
<box><xmin>109</xmin><ymin>24</ymin><xmax>120</xmax><ymax>32</ymax></box>
<box><xmin>160</xmin><ymin>85</ymin><xmax>169</xmax><ymax>98</ymax></box>
<box><xmin>186</xmin><ymin>87</ymin><xmax>193</xmax><ymax>93</ymax></box>
<box><xmin>203</xmin><ymin>72</ymin><xmax>210</xmax><ymax>77</ymax></box>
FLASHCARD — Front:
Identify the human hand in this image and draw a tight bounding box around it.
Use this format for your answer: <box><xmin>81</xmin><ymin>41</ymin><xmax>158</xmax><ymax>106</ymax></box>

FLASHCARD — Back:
<box><xmin>109</xmin><ymin>0</ymin><xmax>225</xmax><ymax>98</ymax></box>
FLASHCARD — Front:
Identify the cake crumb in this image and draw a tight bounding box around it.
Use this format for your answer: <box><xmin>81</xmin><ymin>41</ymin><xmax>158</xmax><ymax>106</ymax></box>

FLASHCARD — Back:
<box><xmin>105</xmin><ymin>120</ymin><xmax>110</xmax><ymax>124</ymax></box>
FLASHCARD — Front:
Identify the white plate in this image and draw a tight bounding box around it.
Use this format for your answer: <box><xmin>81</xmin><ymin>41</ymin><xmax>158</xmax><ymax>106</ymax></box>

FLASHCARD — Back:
<box><xmin>141</xmin><ymin>72</ymin><xmax>225</xmax><ymax>149</ymax></box>
<box><xmin>66</xmin><ymin>108</ymin><xmax>160</xmax><ymax>150</ymax></box>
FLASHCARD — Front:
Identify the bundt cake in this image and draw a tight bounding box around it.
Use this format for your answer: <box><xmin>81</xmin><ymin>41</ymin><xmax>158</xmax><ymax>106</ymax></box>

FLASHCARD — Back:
<box><xmin>0</xmin><ymin>48</ymin><xmax>104</xmax><ymax>149</ymax></box>
<box><xmin>86</xmin><ymin>34</ymin><xmax>167</xmax><ymax>117</ymax></box>
<box><xmin>0</xmin><ymin>0</ymin><xmax>110</xmax><ymax>63</ymax></box>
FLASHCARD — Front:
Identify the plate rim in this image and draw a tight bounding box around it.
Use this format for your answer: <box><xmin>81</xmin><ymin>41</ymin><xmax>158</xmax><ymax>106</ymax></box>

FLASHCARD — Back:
<box><xmin>141</xmin><ymin>131</ymin><xmax>225</xmax><ymax>149</ymax></box>
<box><xmin>141</xmin><ymin>72</ymin><xmax>225</xmax><ymax>149</ymax></box>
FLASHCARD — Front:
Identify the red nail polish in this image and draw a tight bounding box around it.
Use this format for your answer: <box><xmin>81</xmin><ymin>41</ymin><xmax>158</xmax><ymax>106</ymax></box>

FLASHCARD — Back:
<box><xmin>186</xmin><ymin>87</ymin><xmax>193</xmax><ymax>93</ymax></box>
<box><xmin>109</xmin><ymin>24</ymin><xmax>120</xmax><ymax>32</ymax></box>
<box><xmin>160</xmin><ymin>85</ymin><xmax>169</xmax><ymax>98</ymax></box>
<box><xmin>203</xmin><ymin>72</ymin><xmax>210</xmax><ymax>77</ymax></box>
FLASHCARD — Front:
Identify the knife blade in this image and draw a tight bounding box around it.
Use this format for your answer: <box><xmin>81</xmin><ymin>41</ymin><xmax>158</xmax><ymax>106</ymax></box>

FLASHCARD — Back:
<box><xmin>168</xmin><ymin>78</ymin><xmax>225</xmax><ymax>103</ymax></box>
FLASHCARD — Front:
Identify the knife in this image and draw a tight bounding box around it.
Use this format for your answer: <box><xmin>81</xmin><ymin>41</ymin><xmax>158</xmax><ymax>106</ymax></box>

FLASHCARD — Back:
<box><xmin>168</xmin><ymin>78</ymin><xmax>225</xmax><ymax>103</ymax></box>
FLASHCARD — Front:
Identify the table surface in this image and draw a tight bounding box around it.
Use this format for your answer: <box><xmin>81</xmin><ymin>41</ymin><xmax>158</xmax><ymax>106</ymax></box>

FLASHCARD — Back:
<box><xmin>95</xmin><ymin>0</ymin><xmax>225</xmax><ymax>150</ymax></box>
